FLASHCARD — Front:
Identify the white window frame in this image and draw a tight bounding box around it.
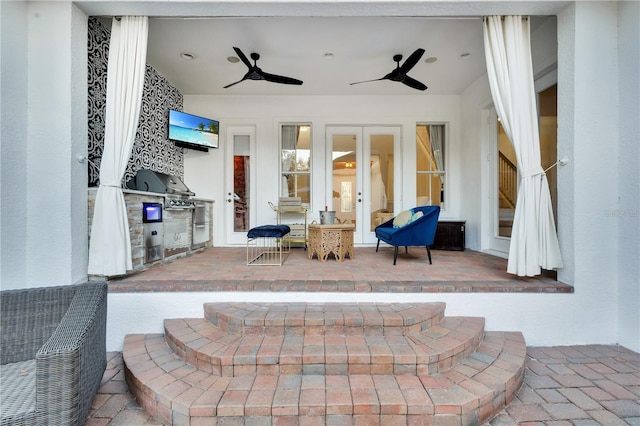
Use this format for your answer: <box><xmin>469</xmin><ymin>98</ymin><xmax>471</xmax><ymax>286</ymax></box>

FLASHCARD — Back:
<box><xmin>280</xmin><ymin>123</ymin><xmax>312</xmax><ymax>205</ymax></box>
<box><xmin>416</xmin><ymin>123</ymin><xmax>447</xmax><ymax>209</ymax></box>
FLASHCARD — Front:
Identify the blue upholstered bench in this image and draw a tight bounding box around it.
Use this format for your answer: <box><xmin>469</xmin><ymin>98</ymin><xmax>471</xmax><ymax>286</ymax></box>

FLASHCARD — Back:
<box><xmin>246</xmin><ymin>225</ymin><xmax>291</xmax><ymax>265</ymax></box>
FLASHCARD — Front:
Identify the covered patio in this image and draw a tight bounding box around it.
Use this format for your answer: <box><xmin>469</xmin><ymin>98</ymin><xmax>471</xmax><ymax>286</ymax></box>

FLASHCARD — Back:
<box><xmin>107</xmin><ymin>247</ymin><xmax>571</xmax><ymax>294</ymax></box>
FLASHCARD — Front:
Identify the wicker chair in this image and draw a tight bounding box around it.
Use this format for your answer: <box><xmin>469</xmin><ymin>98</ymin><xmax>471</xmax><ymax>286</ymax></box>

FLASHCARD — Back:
<box><xmin>0</xmin><ymin>283</ymin><xmax>108</xmax><ymax>425</ymax></box>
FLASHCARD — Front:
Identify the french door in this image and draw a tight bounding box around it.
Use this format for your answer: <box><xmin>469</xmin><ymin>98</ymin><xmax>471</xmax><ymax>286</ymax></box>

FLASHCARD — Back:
<box><xmin>224</xmin><ymin>125</ymin><xmax>256</xmax><ymax>245</ymax></box>
<box><xmin>326</xmin><ymin>126</ymin><xmax>400</xmax><ymax>244</ymax></box>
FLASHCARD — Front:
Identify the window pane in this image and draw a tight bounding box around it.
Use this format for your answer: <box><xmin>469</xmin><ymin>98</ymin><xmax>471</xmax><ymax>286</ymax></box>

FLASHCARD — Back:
<box><xmin>416</xmin><ymin>124</ymin><xmax>445</xmax><ymax>207</ymax></box>
<box><xmin>294</xmin><ymin>149</ymin><xmax>310</xmax><ymax>172</ymax></box>
<box><xmin>416</xmin><ymin>173</ymin><xmax>443</xmax><ymax>206</ymax></box>
<box><xmin>281</xmin><ymin>124</ymin><xmax>311</xmax><ymax>203</ymax></box>
<box><xmin>282</xmin><ymin>173</ymin><xmax>310</xmax><ymax>204</ymax></box>
<box><xmin>416</xmin><ymin>125</ymin><xmax>431</xmax><ymax>172</ymax></box>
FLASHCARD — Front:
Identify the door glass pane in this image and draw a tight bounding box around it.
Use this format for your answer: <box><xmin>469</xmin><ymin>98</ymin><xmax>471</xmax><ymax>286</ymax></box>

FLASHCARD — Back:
<box><xmin>497</xmin><ymin>121</ymin><xmax>516</xmax><ymax>237</ymax></box>
<box><xmin>332</xmin><ymin>134</ymin><xmax>356</xmax><ymax>225</ymax></box>
<box><xmin>416</xmin><ymin>124</ymin><xmax>445</xmax><ymax>207</ymax></box>
<box><xmin>234</xmin><ymin>135</ymin><xmax>250</xmax><ymax>232</ymax></box>
<box><xmin>369</xmin><ymin>134</ymin><xmax>394</xmax><ymax>231</ymax></box>
<box><xmin>539</xmin><ymin>85</ymin><xmax>558</xmax><ymax>223</ymax></box>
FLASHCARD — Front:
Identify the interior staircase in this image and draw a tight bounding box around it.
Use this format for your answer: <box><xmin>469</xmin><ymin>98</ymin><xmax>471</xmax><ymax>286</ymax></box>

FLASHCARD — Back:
<box><xmin>123</xmin><ymin>302</ymin><xmax>526</xmax><ymax>425</ymax></box>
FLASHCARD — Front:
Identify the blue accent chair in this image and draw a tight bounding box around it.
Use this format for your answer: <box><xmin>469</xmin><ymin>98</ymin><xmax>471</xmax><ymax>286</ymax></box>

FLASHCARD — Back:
<box><xmin>375</xmin><ymin>205</ymin><xmax>440</xmax><ymax>265</ymax></box>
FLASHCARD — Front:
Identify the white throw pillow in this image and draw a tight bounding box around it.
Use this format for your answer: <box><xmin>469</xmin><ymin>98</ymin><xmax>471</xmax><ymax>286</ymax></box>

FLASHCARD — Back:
<box><xmin>393</xmin><ymin>210</ymin><xmax>413</xmax><ymax>228</ymax></box>
<box><xmin>410</xmin><ymin>210</ymin><xmax>424</xmax><ymax>223</ymax></box>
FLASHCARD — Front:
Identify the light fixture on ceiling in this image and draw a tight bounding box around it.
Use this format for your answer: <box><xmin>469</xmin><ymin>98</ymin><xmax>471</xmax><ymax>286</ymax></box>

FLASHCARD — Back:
<box><xmin>425</xmin><ymin>56</ymin><xmax>438</xmax><ymax>64</ymax></box>
<box><xmin>227</xmin><ymin>56</ymin><xmax>240</xmax><ymax>63</ymax></box>
<box><xmin>323</xmin><ymin>52</ymin><xmax>334</xmax><ymax>59</ymax></box>
<box><xmin>180</xmin><ymin>52</ymin><xmax>195</xmax><ymax>60</ymax></box>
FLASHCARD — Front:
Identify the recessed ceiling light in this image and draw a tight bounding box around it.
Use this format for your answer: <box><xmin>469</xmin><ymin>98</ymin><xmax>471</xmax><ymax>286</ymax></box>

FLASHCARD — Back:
<box><xmin>180</xmin><ymin>52</ymin><xmax>195</xmax><ymax>60</ymax></box>
<box><xmin>227</xmin><ymin>56</ymin><xmax>240</xmax><ymax>63</ymax></box>
<box><xmin>323</xmin><ymin>52</ymin><xmax>334</xmax><ymax>59</ymax></box>
<box><xmin>425</xmin><ymin>56</ymin><xmax>438</xmax><ymax>64</ymax></box>
<box><xmin>460</xmin><ymin>52</ymin><xmax>471</xmax><ymax>59</ymax></box>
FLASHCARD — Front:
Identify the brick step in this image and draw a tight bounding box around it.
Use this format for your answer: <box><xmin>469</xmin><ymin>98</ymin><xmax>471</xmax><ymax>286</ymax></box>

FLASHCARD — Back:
<box><xmin>203</xmin><ymin>302</ymin><xmax>447</xmax><ymax>336</ymax></box>
<box><xmin>123</xmin><ymin>331</ymin><xmax>526</xmax><ymax>425</ymax></box>
<box><xmin>164</xmin><ymin>315</ymin><xmax>485</xmax><ymax>377</ymax></box>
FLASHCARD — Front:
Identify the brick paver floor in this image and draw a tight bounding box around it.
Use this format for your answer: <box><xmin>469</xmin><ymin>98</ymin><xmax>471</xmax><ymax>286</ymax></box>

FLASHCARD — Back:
<box><xmin>86</xmin><ymin>345</ymin><xmax>639</xmax><ymax>425</ymax></box>
<box><xmin>107</xmin><ymin>247</ymin><xmax>572</xmax><ymax>294</ymax></box>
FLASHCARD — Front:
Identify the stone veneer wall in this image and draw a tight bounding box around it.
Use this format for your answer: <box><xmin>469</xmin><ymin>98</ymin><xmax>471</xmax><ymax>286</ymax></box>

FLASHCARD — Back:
<box><xmin>87</xmin><ymin>17</ymin><xmax>184</xmax><ymax>187</ymax></box>
<box><xmin>88</xmin><ymin>189</ymin><xmax>214</xmax><ymax>275</ymax></box>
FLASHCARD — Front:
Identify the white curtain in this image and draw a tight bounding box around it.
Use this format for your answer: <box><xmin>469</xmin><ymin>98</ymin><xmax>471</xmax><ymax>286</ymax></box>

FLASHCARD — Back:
<box><xmin>88</xmin><ymin>17</ymin><xmax>149</xmax><ymax>276</ymax></box>
<box><xmin>369</xmin><ymin>158</ymin><xmax>387</xmax><ymax>211</ymax></box>
<box><xmin>281</xmin><ymin>125</ymin><xmax>296</xmax><ymax>196</ymax></box>
<box><xmin>483</xmin><ymin>16</ymin><xmax>563</xmax><ymax>277</ymax></box>
<box><xmin>428</xmin><ymin>125</ymin><xmax>444</xmax><ymax>173</ymax></box>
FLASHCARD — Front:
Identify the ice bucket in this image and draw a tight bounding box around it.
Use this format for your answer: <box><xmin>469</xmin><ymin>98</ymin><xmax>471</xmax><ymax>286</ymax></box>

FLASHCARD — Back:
<box><xmin>319</xmin><ymin>210</ymin><xmax>336</xmax><ymax>225</ymax></box>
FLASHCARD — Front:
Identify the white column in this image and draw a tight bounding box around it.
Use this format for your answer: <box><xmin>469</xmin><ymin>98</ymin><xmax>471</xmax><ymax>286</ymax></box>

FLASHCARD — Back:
<box><xmin>21</xmin><ymin>2</ymin><xmax>87</xmax><ymax>288</ymax></box>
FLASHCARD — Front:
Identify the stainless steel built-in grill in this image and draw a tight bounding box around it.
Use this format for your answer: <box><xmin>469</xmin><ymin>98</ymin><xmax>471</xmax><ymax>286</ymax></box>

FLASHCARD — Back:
<box><xmin>127</xmin><ymin>169</ymin><xmax>211</xmax><ymax>253</ymax></box>
<box><xmin>127</xmin><ymin>169</ymin><xmax>196</xmax><ymax>209</ymax></box>
<box><xmin>126</xmin><ymin>169</ymin><xmax>195</xmax><ymax>197</ymax></box>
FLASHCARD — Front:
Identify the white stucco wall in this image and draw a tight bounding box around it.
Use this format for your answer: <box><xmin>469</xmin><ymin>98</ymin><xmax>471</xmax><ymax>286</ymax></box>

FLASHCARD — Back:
<box><xmin>1</xmin><ymin>2</ymin><xmax>88</xmax><ymax>290</ymax></box>
<box><xmin>182</xmin><ymin>94</ymin><xmax>463</xmax><ymax>247</ymax></box>
<box><xmin>1</xmin><ymin>1</ymin><xmax>29</xmax><ymax>287</ymax></box>
<box><xmin>616</xmin><ymin>0</ymin><xmax>640</xmax><ymax>352</ymax></box>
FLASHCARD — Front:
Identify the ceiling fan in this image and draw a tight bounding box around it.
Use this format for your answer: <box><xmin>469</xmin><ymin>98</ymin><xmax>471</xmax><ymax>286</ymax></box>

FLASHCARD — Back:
<box><xmin>224</xmin><ymin>47</ymin><xmax>303</xmax><ymax>88</ymax></box>
<box><xmin>350</xmin><ymin>48</ymin><xmax>428</xmax><ymax>91</ymax></box>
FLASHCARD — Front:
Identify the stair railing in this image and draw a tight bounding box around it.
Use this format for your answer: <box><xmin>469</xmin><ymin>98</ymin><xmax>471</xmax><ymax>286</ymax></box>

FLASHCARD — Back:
<box><xmin>498</xmin><ymin>152</ymin><xmax>517</xmax><ymax>209</ymax></box>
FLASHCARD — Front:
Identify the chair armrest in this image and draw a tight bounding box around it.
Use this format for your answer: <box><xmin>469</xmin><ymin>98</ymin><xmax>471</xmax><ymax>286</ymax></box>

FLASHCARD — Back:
<box><xmin>377</xmin><ymin>217</ymin><xmax>395</xmax><ymax>228</ymax></box>
<box><xmin>1</xmin><ymin>286</ymin><xmax>76</xmax><ymax>364</ymax></box>
<box><xmin>35</xmin><ymin>283</ymin><xmax>107</xmax><ymax>425</ymax></box>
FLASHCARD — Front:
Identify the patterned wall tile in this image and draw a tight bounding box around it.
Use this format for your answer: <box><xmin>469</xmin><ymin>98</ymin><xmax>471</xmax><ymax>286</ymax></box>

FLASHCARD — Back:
<box><xmin>87</xmin><ymin>18</ymin><xmax>184</xmax><ymax>187</ymax></box>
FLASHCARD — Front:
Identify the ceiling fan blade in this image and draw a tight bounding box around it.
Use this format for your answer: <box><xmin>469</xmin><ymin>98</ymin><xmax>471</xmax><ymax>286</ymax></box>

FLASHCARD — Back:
<box><xmin>349</xmin><ymin>77</ymin><xmax>385</xmax><ymax>86</ymax></box>
<box><xmin>261</xmin><ymin>71</ymin><xmax>303</xmax><ymax>85</ymax></box>
<box><xmin>399</xmin><ymin>48</ymin><xmax>425</xmax><ymax>73</ymax></box>
<box><xmin>223</xmin><ymin>78</ymin><xmax>246</xmax><ymax>89</ymax></box>
<box><xmin>233</xmin><ymin>47</ymin><xmax>252</xmax><ymax>69</ymax></box>
<box><xmin>402</xmin><ymin>75</ymin><xmax>428</xmax><ymax>91</ymax></box>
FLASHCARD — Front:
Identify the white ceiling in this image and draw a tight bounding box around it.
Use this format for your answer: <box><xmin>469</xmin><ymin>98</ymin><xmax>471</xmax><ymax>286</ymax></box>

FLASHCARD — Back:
<box><xmin>82</xmin><ymin>1</ymin><xmax>566</xmax><ymax>97</ymax></box>
<box><xmin>145</xmin><ymin>17</ymin><xmax>488</xmax><ymax>96</ymax></box>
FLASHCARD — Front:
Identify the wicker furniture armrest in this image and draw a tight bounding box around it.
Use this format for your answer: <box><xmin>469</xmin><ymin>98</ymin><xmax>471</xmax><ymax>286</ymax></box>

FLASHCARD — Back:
<box><xmin>0</xmin><ymin>283</ymin><xmax>107</xmax><ymax>426</ymax></box>
<box><xmin>36</xmin><ymin>283</ymin><xmax>107</xmax><ymax>425</ymax></box>
<box><xmin>0</xmin><ymin>285</ymin><xmax>76</xmax><ymax>364</ymax></box>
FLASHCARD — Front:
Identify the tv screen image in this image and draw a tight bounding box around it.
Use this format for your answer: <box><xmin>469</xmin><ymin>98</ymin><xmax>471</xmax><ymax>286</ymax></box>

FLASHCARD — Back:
<box><xmin>168</xmin><ymin>110</ymin><xmax>219</xmax><ymax>151</ymax></box>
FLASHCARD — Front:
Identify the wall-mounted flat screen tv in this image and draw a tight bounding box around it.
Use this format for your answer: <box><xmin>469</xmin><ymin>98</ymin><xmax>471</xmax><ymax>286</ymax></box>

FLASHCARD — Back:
<box><xmin>168</xmin><ymin>109</ymin><xmax>219</xmax><ymax>151</ymax></box>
